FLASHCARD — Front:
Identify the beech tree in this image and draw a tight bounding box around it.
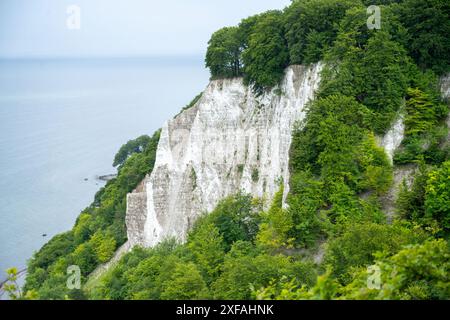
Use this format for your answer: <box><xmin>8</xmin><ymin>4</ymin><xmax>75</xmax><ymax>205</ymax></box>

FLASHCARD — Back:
<box><xmin>399</xmin><ymin>0</ymin><xmax>450</xmax><ymax>75</ymax></box>
<box><xmin>242</xmin><ymin>10</ymin><xmax>289</xmax><ymax>93</ymax></box>
<box><xmin>205</xmin><ymin>27</ymin><xmax>243</xmax><ymax>79</ymax></box>
<box><xmin>284</xmin><ymin>0</ymin><xmax>356</xmax><ymax>64</ymax></box>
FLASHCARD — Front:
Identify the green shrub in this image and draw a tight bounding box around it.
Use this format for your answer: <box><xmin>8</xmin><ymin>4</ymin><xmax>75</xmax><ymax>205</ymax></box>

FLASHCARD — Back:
<box><xmin>341</xmin><ymin>239</ymin><xmax>450</xmax><ymax>299</ymax></box>
<box><xmin>324</xmin><ymin>222</ymin><xmax>427</xmax><ymax>284</ymax></box>
<box><xmin>425</xmin><ymin>161</ymin><xmax>450</xmax><ymax>234</ymax></box>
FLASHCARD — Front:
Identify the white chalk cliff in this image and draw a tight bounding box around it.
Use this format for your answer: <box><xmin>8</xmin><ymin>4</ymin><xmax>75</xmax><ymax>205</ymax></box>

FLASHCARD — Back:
<box><xmin>125</xmin><ymin>65</ymin><xmax>450</xmax><ymax>249</ymax></box>
<box><xmin>126</xmin><ymin>64</ymin><xmax>322</xmax><ymax>247</ymax></box>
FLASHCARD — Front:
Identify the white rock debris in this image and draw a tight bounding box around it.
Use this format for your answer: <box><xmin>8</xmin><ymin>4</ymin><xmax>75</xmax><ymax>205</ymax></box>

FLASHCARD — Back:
<box><xmin>126</xmin><ymin>64</ymin><xmax>323</xmax><ymax>248</ymax></box>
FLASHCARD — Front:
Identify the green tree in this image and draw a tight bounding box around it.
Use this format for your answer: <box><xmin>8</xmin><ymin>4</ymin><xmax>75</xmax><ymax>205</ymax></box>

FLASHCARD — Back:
<box><xmin>399</xmin><ymin>0</ymin><xmax>450</xmax><ymax>75</ymax></box>
<box><xmin>255</xmin><ymin>268</ymin><xmax>339</xmax><ymax>300</ymax></box>
<box><xmin>404</xmin><ymin>87</ymin><xmax>447</xmax><ymax>137</ymax></box>
<box><xmin>205</xmin><ymin>27</ymin><xmax>243</xmax><ymax>79</ymax></box>
<box><xmin>200</xmin><ymin>193</ymin><xmax>260</xmax><ymax>250</ymax></box>
<box><xmin>284</xmin><ymin>0</ymin><xmax>357</xmax><ymax>64</ymax></box>
<box><xmin>256</xmin><ymin>187</ymin><xmax>295</xmax><ymax>250</ymax></box>
<box><xmin>212</xmin><ymin>244</ymin><xmax>315</xmax><ymax>299</ymax></box>
<box><xmin>113</xmin><ymin>135</ymin><xmax>153</xmax><ymax>168</ymax></box>
<box><xmin>341</xmin><ymin>239</ymin><xmax>450</xmax><ymax>299</ymax></box>
<box><xmin>324</xmin><ymin>222</ymin><xmax>427</xmax><ymax>284</ymax></box>
<box><xmin>321</xmin><ymin>10</ymin><xmax>411</xmax><ymax>133</ymax></box>
<box><xmin>71</xmin><ymin>243</ymin><xmax>97</xmax><ymax>274</ymax></box>
<box><xmin>100</xmin><ymin>242</ymin><xmax>178</xmax><ymax>300</ymax></box>
<box><xmin>396</xmin><ymin>166</ymin><xmax>428</xmax><ymax>222</ymax></box>
<box><xmin>396</xmin><ymin>161</ymin><xmax>449</xmax><ymax>234</ymax></box>
<box><xmin>187</xmin><ymin>222</ymin><xmax>225</xmax><ymax>283</ymax></box>
<box><xmin>287</xmin><ymin>171</ymin><xmax>330</xmax><ymax>247</ymax></box>
<box><xmin>90</xmin><ymin>231</ymin><xmax>117</xmax><ymax>263</ymax></box>
<box><xmin>160</xmin><ymin>262</ymin><xmax>209</xmax><ymax>300</ymax></box>
<box><xmin>357</xmin><ymin>133</ymin><xmax>393</xmax><ymax>194</ymax></box>
<box><xmin>242</xmin><ymin>11</ymin><xmax>289</xmax><ymax>93</ymax></box>
<box><xmin>290</xmin><ymin>94</ymin><xmax>371</xmax><ymax>178</ymax></box>
<box><xmin>425</xmin><ymin>161</ymin><xmax>450</xmax><ymax>233</ymax></box>
<box><xmin>73</xmin><ymin>213</ymin><xmax>92</xmax><ymax>243</ymax></box>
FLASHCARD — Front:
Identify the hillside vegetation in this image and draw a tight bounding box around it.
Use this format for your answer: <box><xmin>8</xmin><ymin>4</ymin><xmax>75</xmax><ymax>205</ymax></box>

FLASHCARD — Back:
<box><xmin>19</xmin><ymin>0</ymin><xmax>449</xmax><ymax>300</ymax></box>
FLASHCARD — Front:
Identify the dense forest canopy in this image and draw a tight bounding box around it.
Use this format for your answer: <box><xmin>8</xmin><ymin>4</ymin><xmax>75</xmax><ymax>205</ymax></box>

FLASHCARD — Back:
<box><xmin>206</xmin><ymin>0</ymin><xmax>450</xmax><ymax>93</ymax></box>
<box><xmin>14</xmin><ymin>0</ymin><xmax>450</xmax><ymax>300</ymax></box>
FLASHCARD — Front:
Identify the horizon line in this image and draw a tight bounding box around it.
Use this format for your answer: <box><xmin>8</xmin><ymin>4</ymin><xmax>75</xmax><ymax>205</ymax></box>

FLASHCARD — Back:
<box><xmin>0</xmin><ymin>53</ymin><xmax>206</xmax><ymax>61</ymax></box>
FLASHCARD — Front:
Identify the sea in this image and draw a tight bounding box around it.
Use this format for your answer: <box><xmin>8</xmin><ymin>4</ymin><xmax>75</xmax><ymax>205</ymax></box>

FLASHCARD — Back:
<box><xmin>0</xmin><ymin>56</ymin><xmax>210</xmax><ymax>284</ymax></box>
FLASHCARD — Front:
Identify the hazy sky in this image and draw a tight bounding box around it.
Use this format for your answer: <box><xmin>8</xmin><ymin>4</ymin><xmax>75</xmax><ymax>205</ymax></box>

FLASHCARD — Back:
<box><xmin>0</xmin><ymin>0</ymin><xmax>291</xmax><ymax>58</ymax></box>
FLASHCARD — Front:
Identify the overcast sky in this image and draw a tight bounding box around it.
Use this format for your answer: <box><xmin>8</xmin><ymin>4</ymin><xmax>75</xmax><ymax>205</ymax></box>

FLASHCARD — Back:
<box><xmin>0</xmin><ymin>0</ymin><xmax>291</xmax><ymax>58</ymax></box>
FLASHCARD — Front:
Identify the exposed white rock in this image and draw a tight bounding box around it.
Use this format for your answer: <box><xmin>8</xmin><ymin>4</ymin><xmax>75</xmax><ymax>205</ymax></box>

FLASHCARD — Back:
<box><xmin>378</xmin><ymin>73</ymin><xmax>450</xmax><ymax>222</ymax></box>
<box><xmin>378</xmin><ymin>73</ymin><xmax>450</xmax><ymax>163</ymax></box>
<box><xmin>126</xmin><ymin>64</ymin><xmax>323</xmax><ymax>248</ymax></box>
<box><xmin>378</xmin><ymin>114</ymin><xmax>405</xmax><ymax>164</ymax></box>
<box><xmin>440</xmin><ymin>74</ymin><xmax>450</xmax><ymax>99</ymax></box>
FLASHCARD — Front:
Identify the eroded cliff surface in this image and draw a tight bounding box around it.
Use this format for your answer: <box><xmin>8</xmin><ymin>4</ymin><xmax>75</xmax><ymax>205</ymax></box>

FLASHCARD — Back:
<box><xmin>126</xmin><ymin>64</ymin><xmax>322</xmax><ymax>247</ymax></box>
<box><xmin>126</xmin><ymin>69</ymin><xmax>450</xmax><ymax>249</ymax></box>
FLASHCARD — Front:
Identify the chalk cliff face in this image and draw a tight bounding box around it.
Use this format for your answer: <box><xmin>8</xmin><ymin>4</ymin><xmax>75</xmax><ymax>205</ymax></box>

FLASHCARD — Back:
<box><xmin>378</xmin><ymin>115</ymin><xmax>405</xmax><ymax>164</ymax></box>
<box><xmin>126</xmin><ymin>68</ymin><xmax>449</xmax><ymax>249</ymax></box>
<box><xmin>126</xmin><ymin>64</ymin><xmax>322</xmax><ymax>247</ymax></box>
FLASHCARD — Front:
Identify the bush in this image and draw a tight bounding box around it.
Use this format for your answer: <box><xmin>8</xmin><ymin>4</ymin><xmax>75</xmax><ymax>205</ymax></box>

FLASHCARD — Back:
<box><xmin>256</xmin><ymin>187</ymin><xmax>295</xmax><ymax>250</ymax></box>
<box><xmin>425</xmin><ymin>161</ymin><xmax>450</xmax><ymax>234</ymax></box>
<box><xmin>195</xmin><ymin>193</ymin><xmax>260</xmax><ymax>250</ymax></box>
<box><xmin>324</xmin><ymin>222</ymin><xmax>427</xmax><ymax>284</ymax></box>
<box><xmin>212</xmin><ymin>248</ymin><xmax>315</xmax><ymax>299</ymax></box>
<box><xmin>341</xmin><ymin>239</ymin><xmax>450</xmax><ymax>299</ymax></box>
<box><xmin>160</xmin><ymin>262</ymin><xmax>209</xmax><ymax>300</ymax></box>
<box><xmin>287</xmin><ymin>171</ymin><xmax>330</xmax><ymax>247</ymax></box>
<box><xmin>187</xmin><ymin>223</ymin><xmax>225</xmax><ymax>283</ymax></box>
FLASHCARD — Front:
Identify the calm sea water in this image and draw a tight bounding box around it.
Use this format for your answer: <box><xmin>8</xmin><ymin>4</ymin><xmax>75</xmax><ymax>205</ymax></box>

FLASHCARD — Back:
<box><xmin>0</xmin><ymin>57</ymin><xmax>209</xmax><ymax>279</ymax></box>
